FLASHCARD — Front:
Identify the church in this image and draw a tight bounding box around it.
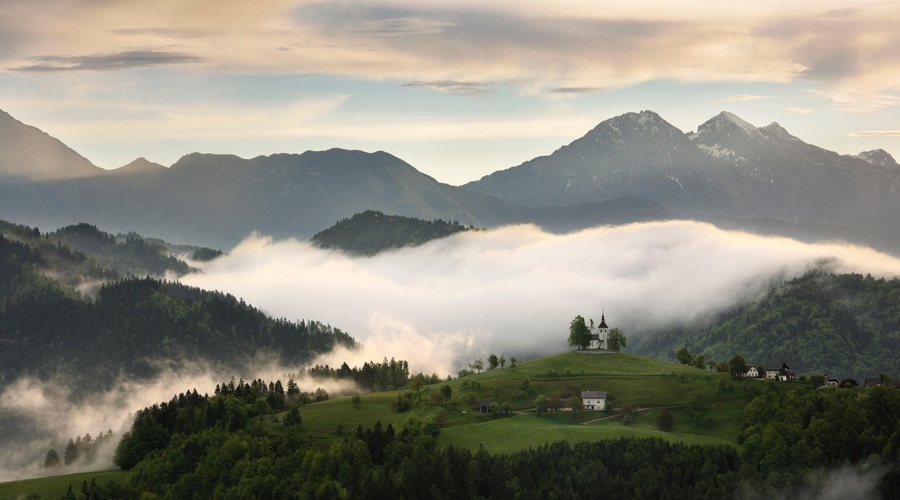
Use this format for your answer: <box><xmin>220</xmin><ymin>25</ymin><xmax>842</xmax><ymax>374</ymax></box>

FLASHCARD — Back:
<box><xmin>588</xmin><ymin>313</ymin><xmax>609</xmax><ymax>350</ymax></box>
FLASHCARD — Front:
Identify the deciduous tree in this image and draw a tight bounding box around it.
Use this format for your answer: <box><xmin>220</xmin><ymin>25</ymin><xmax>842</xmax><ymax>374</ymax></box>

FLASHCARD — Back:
<box><xmin>607</xmin><ymin>328</ymin><xmax>627</xmax><ymax>352</ymax></box>
<box><xmin>568</xmin><ymin>315</ymin><xmax>591</xmax><ymax>350</ymax></box>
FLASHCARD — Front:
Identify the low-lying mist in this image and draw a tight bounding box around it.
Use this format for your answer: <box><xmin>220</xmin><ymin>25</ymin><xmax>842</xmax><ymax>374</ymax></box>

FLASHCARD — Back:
<box><xmin>0</xmin><ymin>359</ymin><xmax>359</xmax><ymax>482</ymax></box>
<box><xmin>182</xmin><ymin>221</ymin><xmax>900</xmax><ymax>376</ymax></box>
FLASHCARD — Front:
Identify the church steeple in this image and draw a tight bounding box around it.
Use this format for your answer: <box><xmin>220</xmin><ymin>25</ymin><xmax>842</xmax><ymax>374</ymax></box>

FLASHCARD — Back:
<box><xmin>598</xmin><ymin>311</ymin><xmax>608</xmax><ymax>329</ymax></box>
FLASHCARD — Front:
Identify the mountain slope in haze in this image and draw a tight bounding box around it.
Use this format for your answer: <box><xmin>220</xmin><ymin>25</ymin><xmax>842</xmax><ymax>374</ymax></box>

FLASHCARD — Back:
<box><xmin>631</xmin><ymin>269</ymin><xmax>900</xmax><ymax>380</ymax></box>
<box><xmin>3</xmin><ymin>107</ymin><xmax>900</xmax><ymax>252</ymax></box>
<box><xmin>310</xmin><ymin>210</ymin><xmax>474</xmax><ymax>255</ymax></box>
<box><xmin>0</xmin><ymin>109</ymin><xmax>102</xmax><ymax>180</ymax></box>
<box><xmin>0</xmin><ymin>108</ymin><xmax>667</xmax><ymax>249</ymax></box>
<box><xmin>463</xmin><ymin>110</ymin><xmax>744</xmax><ymax>217</ymax></box>
<box><xmin>689</xmin><ymin>111</ymin><xmax>900</xmax><ymax>230</ymax></box>
<box><xmin>464</xmin><ymin>110</ymin><xmax>900</xmax><ymax>251</ymax></box>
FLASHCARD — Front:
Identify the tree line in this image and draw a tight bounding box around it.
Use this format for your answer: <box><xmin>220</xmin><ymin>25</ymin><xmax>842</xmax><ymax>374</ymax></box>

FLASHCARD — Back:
<box><xmin>633</xmin><ymin>269</ymin><xmax>900</xmax><ymax>380</ymax></box>
<box><xmin>0</xmin><ymin>231</ymin><xmax>355</xmax><ymax>394</ymax></box>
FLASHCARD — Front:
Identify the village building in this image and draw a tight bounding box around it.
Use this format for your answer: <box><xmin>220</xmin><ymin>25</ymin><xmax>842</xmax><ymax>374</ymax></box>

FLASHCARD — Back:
<box><xmin>764</xmin><ymin>361</ymin><xmax>794</xmax><ymax>381</ymax></box>
<box><xmin>477</xmin><ymin>400</ymin><xmax>495</xmax><ymax>414</ymax></box>
<box><xmin>581</xmin><ymin>391</ymin><xmax>607</xmax><ymax>410</ymax></box>
<box><xmin>588</xmin><ymin>313</ymin><xmax>609</xmax><ymax>350</ymax></box>
<box><xmin>864</xmin><ymin>378</ymin><xmax>882</xmax><ymax>388</ymax></box>
<box><xmin>744</xmin><ymin>366</ymin><xmax>760</xmax><ymax>378</ymax></box>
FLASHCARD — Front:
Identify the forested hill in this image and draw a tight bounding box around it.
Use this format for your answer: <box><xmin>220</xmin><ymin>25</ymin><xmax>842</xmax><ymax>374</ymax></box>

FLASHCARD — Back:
<box><xmin>0</xmin><ymin>230</ymin><xmax>355</xmax><ymax>393</ymax></box>
<box><xmin>49</xmin><ymin>223</ymin><xmax>193</xmax><ymax>277</ymax></box>
<box><xmin>310</xmin><ymin>210</ymin><xmax>474</xmax><ymax>255</ymax></box>
<box><xmin>632</xmin><ymin>270</ymin><xmax>900</xmax><ymax>379</ymax></box>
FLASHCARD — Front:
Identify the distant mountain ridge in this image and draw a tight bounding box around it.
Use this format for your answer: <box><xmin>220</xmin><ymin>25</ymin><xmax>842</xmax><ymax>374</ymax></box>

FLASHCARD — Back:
<box><xmin>1</xmin><ymin>107</ymin><xmax>898</xmax><ymax>252</ymax></box>
<box><xmin>464</xmin><ymin>110</ymin><xmax>900</xmax><ymax>251</ymax></box>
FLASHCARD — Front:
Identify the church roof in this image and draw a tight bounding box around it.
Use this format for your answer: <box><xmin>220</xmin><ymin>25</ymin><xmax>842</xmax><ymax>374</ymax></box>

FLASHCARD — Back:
<box><xmin>598</xmin><ymin>313</ymin><xmax>608</xmax><ymax>329</ymax></box>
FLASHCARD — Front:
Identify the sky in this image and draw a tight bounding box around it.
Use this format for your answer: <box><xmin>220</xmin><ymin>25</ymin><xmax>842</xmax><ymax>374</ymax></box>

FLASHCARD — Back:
<box><xmin>1</xmin><ymin>0</ymin><xmax>899</xmax><ymax>185</ymax></box>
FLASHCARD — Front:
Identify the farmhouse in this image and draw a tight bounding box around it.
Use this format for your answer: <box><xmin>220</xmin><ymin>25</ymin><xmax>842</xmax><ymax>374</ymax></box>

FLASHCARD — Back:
<box><xmin>744</xmin><ymin>366</ymin><xmax>760</xmax><ymax>378</ymax></box>
<box><xmin>588</xmin><ymin>313</ymin><xmax>609</xmax><ymax>350</ymax></box>
<box><xmin>764</xmin><ymin>361</ymin><xmax>794</xmax><ymax>381</ymax></box>
<box><xmin>581</xmin><ymin>391</ymin><xmax>607</xmax><ymax>410</ymax></box>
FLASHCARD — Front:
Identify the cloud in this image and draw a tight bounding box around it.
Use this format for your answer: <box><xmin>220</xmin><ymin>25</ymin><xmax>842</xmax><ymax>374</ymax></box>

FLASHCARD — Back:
<box><xmin>351</xmin><ymin>18</ymin><xmax>455</xmax><ymax>36</ymax></box>
<box><xmin>549</xmin><ymin>87</ymin><xmax>606</xmax><ymax>95</ymax></box>
<box><xmin>180</xmin><ymin>221</ymin><xmax>900</xmax><ymax>377</ymax></box>
<box><xmin>849</xmin><ymin>129</ymin><xmax>900</xmax><ymax>137</ymax></box>
<box><xmin>402</xmin><ymin>80</ymin><xmax>492</xmax><ymax>95</ymax></box>
<box><xmin>0</xmin><ymin>357</ymin><xmax>359</xmax><ymax>482</ymax></box>
<box><xmin>784</xmin><ymin>107</ymin><xmax>813</xmax><ymax>114</ymax></box>
<box><xmin>12</xmin><ymin>49</ymin><xmax>204</xmax><ymax>72</ymax></box>
<box><xmin>721</xmin><ymin>94</ymin><xmax>774</xmax><ymax>102</ymax></box>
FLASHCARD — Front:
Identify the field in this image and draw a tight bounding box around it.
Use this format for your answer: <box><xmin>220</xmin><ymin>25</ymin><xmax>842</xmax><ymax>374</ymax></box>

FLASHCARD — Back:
<box><xmin>292</xmin><ymin>351</ymin><xmax>768</xmax><ymax>452</ymax></box>
<box><xmin>0</xmin><ymin>470</ymin><xmax>127</xmax><ymax>500</ymax></box>
<box><xmin>3</xmin><ymin>350</ymin><xmax>777</xmax><ymax>495</ymax></box>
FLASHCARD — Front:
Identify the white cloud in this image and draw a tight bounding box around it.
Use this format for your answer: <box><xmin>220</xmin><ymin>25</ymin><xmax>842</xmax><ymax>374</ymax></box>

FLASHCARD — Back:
<box><xmin>181</xmin><ymin>221</ymin><xmax>900</xmax><ymax>377</ymax></box>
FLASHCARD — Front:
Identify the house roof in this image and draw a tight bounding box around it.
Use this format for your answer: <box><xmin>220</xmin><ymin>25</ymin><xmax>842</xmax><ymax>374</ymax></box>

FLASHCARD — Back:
<box><xmin>581</xmin><ymin>391</ymin><xmax>607</xmax><ymax>399</ymax></box>
<box><xmin>764</xmin><ymin>361</ymin><xmax>791</xmax><ymax>372</ymax></box>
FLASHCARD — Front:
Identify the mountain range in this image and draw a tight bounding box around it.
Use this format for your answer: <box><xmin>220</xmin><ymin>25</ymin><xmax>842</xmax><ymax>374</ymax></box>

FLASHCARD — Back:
<box><xmin>1</xmin><ymin>107</ymin><xmax>897</xmax><ymax>252</ymax></box>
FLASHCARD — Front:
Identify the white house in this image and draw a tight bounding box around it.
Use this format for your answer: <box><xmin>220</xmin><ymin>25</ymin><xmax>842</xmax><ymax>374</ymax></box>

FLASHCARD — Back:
<box><xmin>744</xmin><ymin>366</ymin><xmax>759</xmax><ymax>378</ymax></box>
<box><xmin>588</xmin><ymin>313</ymin><xmax>609</xmax><ymax>350</ymax></box>
<box><xmin>764</xmin><ymin>361</ymin><xmax>794</xmax><ymax>381</ymax></box>
<box><xmin>581</xmin><ymin>390</ymin><xmax>607</xmax><ymax>410</ymax></box>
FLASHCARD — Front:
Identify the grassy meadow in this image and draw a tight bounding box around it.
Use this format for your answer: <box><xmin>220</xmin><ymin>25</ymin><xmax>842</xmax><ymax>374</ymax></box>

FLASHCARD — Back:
<box><xmin>4</xmin><ymin>350</ymin><xmax>779</xmax><ymax>496</ymax></box>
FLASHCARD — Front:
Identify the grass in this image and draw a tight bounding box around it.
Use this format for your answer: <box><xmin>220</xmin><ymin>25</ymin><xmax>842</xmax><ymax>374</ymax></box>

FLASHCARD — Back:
<box><xmin>12</xmin><ymin>350</ymin><xmax>769</xmax><ymax>493</ymax></box>
<box><xmin>433</xmin><ymin>397</ymin><xmax>749</xmax><ymax>455</ymax></box>
<box><xmin>284</xmin><ymin>351</ymin><xmax>764</xmax><ymax>452</ymax></box>
<box><xmin>0</xmin><ymin>470</ymin><xmax>127</xmax><ymax>500</ymax></box>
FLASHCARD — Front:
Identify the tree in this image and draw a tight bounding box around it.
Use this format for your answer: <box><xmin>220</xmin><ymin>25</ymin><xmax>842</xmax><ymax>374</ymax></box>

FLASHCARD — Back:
<box><xmin>534</xmin><ymin>395</ymin><xmax>548</xmax><ymax>414</ymax></box>
<box><xmin>284</xmin><ymin>406</ymin><xmax>302</xmax><ymax>426</ymax></box>
<box><xmin>570</xmin><ymin>396</ymin><xmax>584</xmax><ymax>423</ymax></box>
<box><xmin>410</xmin><ymin>373</ymin><xmax>427</xmax><ymax>393</ymax></box>
<box><xmin>509</xmin><ymin>357</ymin><xmax>518</xmax><ymax>370</ymax></box>
<box><xmin>676</xmin><ymin>348</ymin><xmax>693</xmax><ymax>365</ymax></box>
<box><xmin>352</xmin><ymin>394</ymin><xmax>362</xmax><ymax>409</ymax></box>
<box><xmin>607</xmin><ymin>328</ymin><xmax>627</xmax><ymax>352</ymax></box>
<box><xmin>487</xmin><ymin>354</ymin><xmax>499</xmax><ymax>371</ymax></box>
<box><xmin>43</xmin><ymin>448</ymin><xmax>60</xmax><ymax>468</ymax></box>
<box><xmin>568</xmin><ymin>315</ymin><xmax>591</xmax><ymax>350</ymax></box>
<box><xmin>64</xmin><ymin>439</ymin><xmax>78</xmax><ymax>465</ymax></box>
<box><xmin>656</xmin><ymin>409</ymin><xmax>675</xmax><ymax>432</ymax></box>
<box><xmin>728</xmin><ymin>354</ymin><xmax>748</xmax><ymax>378</ymax></box>
<box><xmin>469</xmin><ymin>359</ymin><xmax>484</xmax><ymax>374</ymax></box>
<box><xmin>692</xmin><ymin>354</ymin><xmax>706</xmax><ymax>370</ymax></box>
<box><xmin>499</xmin><ymin>354</ymin><xmax>506</xmax><ymax>370</ymax></box>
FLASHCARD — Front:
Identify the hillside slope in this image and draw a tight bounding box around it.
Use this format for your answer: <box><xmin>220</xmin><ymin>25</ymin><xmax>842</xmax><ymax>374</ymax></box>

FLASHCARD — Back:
<box><xmin>631</xmin><ymin>269</ymin><xmax>900</xmax><ymax>379</ymax></box>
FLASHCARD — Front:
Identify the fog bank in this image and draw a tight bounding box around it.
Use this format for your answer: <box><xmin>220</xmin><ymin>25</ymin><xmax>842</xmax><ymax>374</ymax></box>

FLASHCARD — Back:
<box><xmin>183</xmin><ymin>221</ymin><xmax>900</xmax><ymax>375</ymax></box>
<box><xmin>0</xmin><ymin>359</ymin><xmax>358</xmax><ymax>482</ymax></box>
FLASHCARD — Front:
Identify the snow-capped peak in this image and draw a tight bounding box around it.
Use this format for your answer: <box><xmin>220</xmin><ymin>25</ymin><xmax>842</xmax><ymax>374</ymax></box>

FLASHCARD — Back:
<box><xmin>760</xmin><ymin>122</ymin><xmax>794</xmax><ymax>139</ymax></box>
<box><xmin>854</xmin><ymin>149</ymin><xmax>899</xmax><ymax>169</ymax></box>
<box><xmin>694</xmin><ymin>111</ymin><xmax>761</xmax><ymax>140</ymax></box>
<box><xmin>719</xmin><ymin>111</ymin><xmax>759</xmax><ymax>136</ymax></box>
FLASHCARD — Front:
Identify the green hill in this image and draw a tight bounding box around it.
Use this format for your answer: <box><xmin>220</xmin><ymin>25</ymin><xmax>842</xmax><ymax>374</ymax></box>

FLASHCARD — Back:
<box><xmin>632</xmin><ymin>269</ymin><xmax>900</xmax><ymax>380</ymax></box>
<box><xmin>310</xmin><ymin>210</ymin><xmax>473</xmax><ymax>255</ymax></box>
<box><xmin>8</xmin><ymin>349</ymin><xmax>900</xmax><ymax>498</ymax></box>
